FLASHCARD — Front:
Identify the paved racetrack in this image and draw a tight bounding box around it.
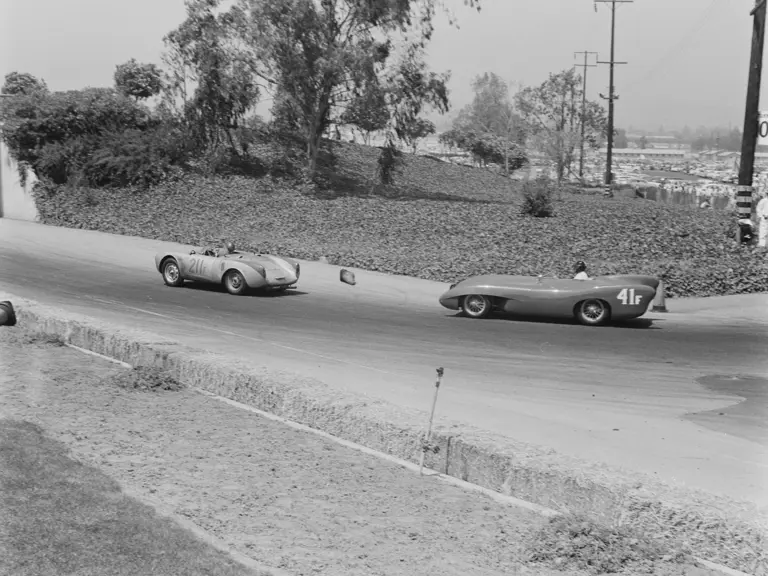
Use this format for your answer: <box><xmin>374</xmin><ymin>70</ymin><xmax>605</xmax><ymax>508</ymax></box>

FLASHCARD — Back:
<box><xmin>1</xmin><ymin>219</ymin><xmax>767</xmax><ymax>506</ymax></box>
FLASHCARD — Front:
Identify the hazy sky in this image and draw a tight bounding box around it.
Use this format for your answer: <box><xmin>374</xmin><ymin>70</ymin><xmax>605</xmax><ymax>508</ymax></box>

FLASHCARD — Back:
<box><xmin>0</xmin><ymin>0</ymin><xmax>761</xmax><ymax>132</ymax></box>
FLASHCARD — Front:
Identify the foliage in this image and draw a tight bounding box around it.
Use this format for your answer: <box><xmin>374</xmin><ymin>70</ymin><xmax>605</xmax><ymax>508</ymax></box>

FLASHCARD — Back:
<box><xmin>515</xmin><ymin>68</ymin><xmax>607</xmax><ymax>183</ymax></box>
<box><xmin>114</xmin><ymin>59</ymin><xmax>165</xmax><ymax>100</ymax></box>
<box><xmin>162</xmin><ymin>0</ymin><xmax>261</xmax><ymax>154</ymax></box>
<box><xmin>30</xmin><ymin>140</ymin><xmax>768</xmax><ymax>299</ymax></box>
<box><xmin>520</xmin><ymin>177</ymin><xmax>555</xmax><ymax>217</ymax></box>
<box><xmin>340</xmin><ymin>83</ymin><xmax>390</xmax><ymax>145</ymax></box>
<box><xmin>443</xmin><ymin>72</ymin><xmax>527</xmax><ymax>174</ymax></box>
<box><xmin>0</xmin><ymin>85</ymin><xmax>191</xmax><ymax>188</ymax></box>
<box><xmin>230</xmin><ymin>0</ymin><xmax>457</xmax><ymax>176</ymax></box>
<box><xmin>526</xmin><ymin>514</ymin><xmax>691</xmax><ymax>575</ymax></box>
<box><xmin>399</xmin><ymin>117</ymin><xmax>435</xmax><ymax>153</ymax></box>
<box><xmin>614</xmin><ymin>128</ymin><xmax>628</xmax><ymax>149</ymax></box>
<box><xmin>1</xmin><ymin>71</ymin><xmax>48</xmax><ymax>96</ymax></box>
<box><xmin>377</xmin><ymin>137</ymin><xmax>404</xmax><ymax>185</ymax></box>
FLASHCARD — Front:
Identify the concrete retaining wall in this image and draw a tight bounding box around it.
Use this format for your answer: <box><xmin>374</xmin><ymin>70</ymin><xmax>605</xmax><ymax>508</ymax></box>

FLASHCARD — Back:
<box><xmin>0</xmin><ymin>140</ymin><xmax>40</xmax><ymax>221</ymax></box>
<box><xmin>6</xmin><ymin>294</ymin><xmax>767</xmax><ymax>573</ymax></box>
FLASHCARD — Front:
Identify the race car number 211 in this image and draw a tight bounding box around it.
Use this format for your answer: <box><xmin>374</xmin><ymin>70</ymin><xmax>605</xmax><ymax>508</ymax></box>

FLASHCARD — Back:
<box><xmin>616</xmin><ymin>288</ymin><xmax>643</xmax><ymax>306</ymax></box>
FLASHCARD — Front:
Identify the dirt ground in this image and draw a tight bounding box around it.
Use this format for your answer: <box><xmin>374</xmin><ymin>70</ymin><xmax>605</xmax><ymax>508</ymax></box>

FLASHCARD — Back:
<box><xmin>0</xmin><ymin>329</ymin><xmax>724</xmax><ymax>576</ymax></box>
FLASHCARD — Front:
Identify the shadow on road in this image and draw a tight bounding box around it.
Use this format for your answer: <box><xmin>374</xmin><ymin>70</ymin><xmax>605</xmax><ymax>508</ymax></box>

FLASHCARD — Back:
<box><xmin>181</xmin><ymin>282</ymin><xmax>309</xmax><ymax>298</ymax></box>
<box><xmin>445</xmin><ymin>312</ymin><xmax>662</xmax><ymax>330</ymax></box>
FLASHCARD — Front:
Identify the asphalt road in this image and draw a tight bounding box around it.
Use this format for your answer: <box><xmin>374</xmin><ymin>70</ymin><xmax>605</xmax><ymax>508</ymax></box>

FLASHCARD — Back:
<box><xmin>1</xmin><ymin>219</ymin><xmax>767</xmax><ymax>506</ymax></box>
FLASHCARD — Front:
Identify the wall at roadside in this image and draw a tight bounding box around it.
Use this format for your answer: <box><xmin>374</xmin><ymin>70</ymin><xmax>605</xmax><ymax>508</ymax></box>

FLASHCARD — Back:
<box><xmin>0</xmin><ymin>139</ymin><xmax>40</xmax><ymax>221</ymax></box>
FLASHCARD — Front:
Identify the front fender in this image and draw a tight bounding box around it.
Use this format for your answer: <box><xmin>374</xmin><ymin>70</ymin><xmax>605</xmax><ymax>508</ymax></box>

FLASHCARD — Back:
<box><xmin>214</xmin><ymin>260</ymin><xmax>268</xmax><ymax>288</ymax></box>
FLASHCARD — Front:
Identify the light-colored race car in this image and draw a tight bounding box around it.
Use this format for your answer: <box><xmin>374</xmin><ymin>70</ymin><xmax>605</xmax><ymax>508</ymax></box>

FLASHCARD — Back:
<box><xmin>439</xmin><ymin>274</ymin><xmax>659</xmax><ymax>326</ymax></box>
<box><xmin>155</xmin><ymin>243</ymin><xmax>300</xmax><ymax>295</ymax></box>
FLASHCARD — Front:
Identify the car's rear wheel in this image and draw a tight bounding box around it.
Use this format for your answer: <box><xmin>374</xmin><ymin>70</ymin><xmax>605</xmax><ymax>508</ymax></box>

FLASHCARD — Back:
<box><xmin>576</xmin><ymin>299</ymin><xmax>610</xmax><ymax>326</ymax></box>
<box><xmin>161</xmin><ymin>258</ymin><xmax>184</xmax><ymax>287</ymax></box>
<box><xmin>461</xmin><ymin>295</ymin><xmax>492</xmax><ymax>319</ymax></box>
<box><xmin>224</xmin><ymin>270</ymin><xmax>248</xmax><ymax>295</ymax></box>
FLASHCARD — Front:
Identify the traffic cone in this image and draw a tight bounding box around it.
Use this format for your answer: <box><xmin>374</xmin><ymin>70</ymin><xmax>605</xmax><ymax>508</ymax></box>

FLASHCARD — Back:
<box><xmin>340</xmin><ymin>269</ymin><xmax>356</xmax><ymax>286</ymax></box>
<box><xmin>0</xmin><ymin>301</ymin><xmax>17</xmax><ymax>326</ymax></box>
<box><xmin>651</xmin><ymin>280</ymin><xmax>668</xmax><ymax>313</ymax></box>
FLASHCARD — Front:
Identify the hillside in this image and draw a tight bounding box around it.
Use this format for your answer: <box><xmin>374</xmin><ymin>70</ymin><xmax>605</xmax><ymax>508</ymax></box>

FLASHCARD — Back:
<box><xmin>33</xmin><ymin>139</ymin><xmax>768</xmax><ymax>299</ymax></box>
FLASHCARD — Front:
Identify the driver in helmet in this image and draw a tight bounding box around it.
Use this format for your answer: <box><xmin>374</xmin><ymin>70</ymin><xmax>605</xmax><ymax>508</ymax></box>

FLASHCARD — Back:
<box><xmin>199</xmin><ymin>241</ymin><xmax>237</xmax><ymax>257</ymax></box>
<box><xmin>573</xmin><ymin>260</ymin><xmax>590</xmax><ymax>280</ymax></box>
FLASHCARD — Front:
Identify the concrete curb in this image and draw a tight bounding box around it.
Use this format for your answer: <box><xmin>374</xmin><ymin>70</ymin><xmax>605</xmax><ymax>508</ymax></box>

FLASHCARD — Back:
<box><xmin>5</xmin><ymin>294</ymin><xmax>767</xmax><ymax>574</ymax></box>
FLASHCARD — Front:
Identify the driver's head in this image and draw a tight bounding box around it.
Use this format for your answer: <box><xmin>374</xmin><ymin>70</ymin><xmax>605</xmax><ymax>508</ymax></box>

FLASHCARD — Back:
<box><xmin>224</xmin><ymin>241</ymin><xmax>235</xmax><ymax>254</ymax></box>
<box><xmin>574</xmin><ymin>260</ymin><xmax>587</xmax><ymax>273</ymax></box>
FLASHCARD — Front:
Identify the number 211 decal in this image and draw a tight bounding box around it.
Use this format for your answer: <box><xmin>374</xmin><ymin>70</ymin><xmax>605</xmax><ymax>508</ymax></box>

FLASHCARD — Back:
<box><xmin>616</xmin><ymin>288</ymin><xmax>643</xmax><ymax>306</ymax></box>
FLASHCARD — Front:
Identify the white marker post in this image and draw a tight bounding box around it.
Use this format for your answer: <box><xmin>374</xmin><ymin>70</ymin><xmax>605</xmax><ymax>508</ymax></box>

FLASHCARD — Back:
<box><xmin>419</xmin><ymin>367</ymin><xmax>444</xmax><ymax>477</ymax></box>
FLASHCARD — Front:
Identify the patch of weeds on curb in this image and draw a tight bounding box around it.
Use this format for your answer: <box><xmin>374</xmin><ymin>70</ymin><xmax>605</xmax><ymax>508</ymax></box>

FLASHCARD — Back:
<box><xmin>110</xmin><ymin>366</ymin><xmax>184</xmax><ymax>392</ymax></box>
<box><xmin>525</xmin><ymin>513</ymin><xmax>695</xmax><ymax>575</ymax></box>
<box><xmin>0</xmin><ymin>328</ymin><xmax>66</xmax><ymax>347</ymax></box>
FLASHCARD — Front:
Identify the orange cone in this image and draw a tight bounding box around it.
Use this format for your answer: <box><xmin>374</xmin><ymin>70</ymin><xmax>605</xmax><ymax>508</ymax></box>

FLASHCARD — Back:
<box><xmin>0</xmin><ymin>301</ymin><xmax>17</xmax><ymax>326</ymax></box>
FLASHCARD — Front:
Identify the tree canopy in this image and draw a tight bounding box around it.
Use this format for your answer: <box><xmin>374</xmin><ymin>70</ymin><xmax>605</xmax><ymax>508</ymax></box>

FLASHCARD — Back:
<box><xmin>514</xmin><ymin>68</ymin><xmax>607</xmax><ymax>182</ymax></box>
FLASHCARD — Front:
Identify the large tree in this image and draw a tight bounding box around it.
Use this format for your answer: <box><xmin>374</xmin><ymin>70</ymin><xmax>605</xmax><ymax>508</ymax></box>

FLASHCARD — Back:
<box><xmin>515</xmin><ymin>68</ymin><xmax>607</xmax><ymax>183</ymax></box>
<box><xmin>162</xmin><ymin>0</ymin><xmax>261</xmax><ymax>153</ymax></box>
<box><xmin>228</xmin><ymin>0</ymin><xmax>470</xmax><ymax>176</ymax></box>
<box><xmin>440</xmin><ymin>72</ymin><xmax>526</xmax><ymax>174</ymax></box>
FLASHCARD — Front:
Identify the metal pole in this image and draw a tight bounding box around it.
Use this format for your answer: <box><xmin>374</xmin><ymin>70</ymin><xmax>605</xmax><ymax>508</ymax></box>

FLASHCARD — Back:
<box><xmin>605</xmin><ymin>2</ymin><xmax>616</xmax><ymax>192</ymax></box>
<box><xmin>596</xmin><ymin>0</ymin><xmax>632</xmax><ymax>197</ymax></box>
<box><xmin>419</xmin><ymin>367</ymin><xmax>444</xmax><ymax>477</ymax></box>
<box><xmin>737</xmin><ymin>0</ymin><xmax>767</xmax><ymax>243</ymax></box>
<box><xmin>574</xmin><ymin>51</ymin><xmax>598</xmax><ymax>180</ymax></box>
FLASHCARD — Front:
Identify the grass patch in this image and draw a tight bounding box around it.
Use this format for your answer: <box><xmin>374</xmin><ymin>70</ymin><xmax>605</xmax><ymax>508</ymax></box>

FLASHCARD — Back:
<box><xmin>525</xmin><ymin>514</ymin><xmax>693</xmax><ymax>575</ymax></box>
<box><xmin>0</xmin><ymin>419</ymin><xmax>268</xmax><ymax>576</ymax></box>
<box><xmin>111</xmin><ymin>365</ymin><xmax>184</xmax><ymax>392</ymax></box>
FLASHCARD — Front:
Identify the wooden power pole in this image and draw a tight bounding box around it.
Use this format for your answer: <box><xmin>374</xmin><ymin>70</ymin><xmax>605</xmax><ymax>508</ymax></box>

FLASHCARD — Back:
<box><xmin>737</xmin><ymin>0</ymin><xmax>767</xmax><ymax>242</ymax></box>
<box><xmin>595</xmin><ymin>0</ymin><xmax>632</xmax><ymax>197</ymax></box>
<box><xmin>574</xmin><ymin>51</ymin><xmax>598</xmax><ymax>180</ymax></box>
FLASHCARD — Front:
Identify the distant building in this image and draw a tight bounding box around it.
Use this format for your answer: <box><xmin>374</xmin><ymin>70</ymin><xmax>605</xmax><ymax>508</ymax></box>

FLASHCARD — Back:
<box><xmin>599</xmin><ymin>148</ymin><xmax>688</xmax><ymax>160</ymax></box>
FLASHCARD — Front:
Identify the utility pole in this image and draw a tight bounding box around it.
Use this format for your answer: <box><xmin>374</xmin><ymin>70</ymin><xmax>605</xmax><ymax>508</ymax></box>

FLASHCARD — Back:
<box><xmin>574</xmin><ymin>51</ymin><xmax>598</xmax><ymax>180</ymax></box>
<box><xmin>595</xmin><ymin>0</ymin><xmax>632</xmax><ymax>197</ymax></box>
<box><xmin>736</xmin><ymin>0</ymin><xmax>767</xmax><ymax>243</ymax></box>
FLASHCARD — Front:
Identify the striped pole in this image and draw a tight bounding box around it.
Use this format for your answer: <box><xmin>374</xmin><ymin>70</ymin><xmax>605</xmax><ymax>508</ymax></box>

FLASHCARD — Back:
<box><xmin>736</xmin><ymin>185</ymin><xmax>754</xmax><ymax>243</ymax></box>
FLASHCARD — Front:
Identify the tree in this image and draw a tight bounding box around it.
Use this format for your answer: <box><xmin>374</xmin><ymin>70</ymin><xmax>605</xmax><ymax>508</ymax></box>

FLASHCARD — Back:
<box><xmin>1</xmin><ymin>72</ymin><xmax>48</xmax><ymax>96</ymax></box>
<box><xmin>114</xmin><ymin>59</ymin><xmax>165</xmax><ymax>100</ymax></box>
<box><xmin>614</xmin><ymin>128</ymin><xmax>628</xmax><ymax>149</ymax></box>
<box><xmin>340</xmin><ymin>83</ymin><xmax>389</xmax><ymax>145</ymax></box>
<box><xmin>229</xmin><ymin>0</ymin><xmax>468</xmax><ymax>177</ymax></box>
<box><xmin>444</xmin><ymin>72</ymin><xmax>526</xmax><ymax>174</ymax></box>
<box><xmin>515</xmin><ymin>68</ymin><xmax>607</xmax><ymax>183</ymax></box>
<box><xmin>162</xmin><ymin>0</ymin><xmax>261</xmax><ymax>154</ymax></box>
<box><xmin>399</xmin><ymin>117</ymin><xmax>435</xmax><ymax>153</ymax></box>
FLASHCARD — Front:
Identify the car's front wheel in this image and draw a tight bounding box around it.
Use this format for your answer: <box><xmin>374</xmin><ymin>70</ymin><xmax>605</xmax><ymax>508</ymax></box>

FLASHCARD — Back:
<box><xmin>576</xmin><ymin>299</ymin><xmax>610</xmax><ymax>326</ymax></box>
<box><xmin>461</xmin><ymin>295</ymin><xmax>492</xmax><ymax>319</ymax></box>
<box><xmin>224</xmin><ymin>270</ymin><xmax>248</xmax><ymax>295</ymax></box>
<box><xmin>161</xmin><ymin>258</ymin><xmax>184</xmax><ymax>287</ymax></box>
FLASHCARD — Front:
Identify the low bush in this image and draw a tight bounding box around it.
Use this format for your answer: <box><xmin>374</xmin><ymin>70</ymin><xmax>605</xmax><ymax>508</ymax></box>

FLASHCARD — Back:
<box><xmin>32</xmin><ymin>172</ymin><xmax>768</xmax><ymax>299</ymax></box>
<box><xmin>520</xmin><ymin>177</ymin><xmax>556</xmax><ymax>217</ymax></box>
<box><xmin>525</xmin><ymin>514</ymin><xmax>691</xmax><ymax>575</ymax></box>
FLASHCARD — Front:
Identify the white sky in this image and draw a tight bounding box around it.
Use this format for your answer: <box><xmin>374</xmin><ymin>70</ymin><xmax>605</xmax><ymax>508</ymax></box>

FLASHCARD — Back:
<box><xmin>0</xmin><ymin>0</ymin><xmax>762</xmax><ymax>132</ymax></box>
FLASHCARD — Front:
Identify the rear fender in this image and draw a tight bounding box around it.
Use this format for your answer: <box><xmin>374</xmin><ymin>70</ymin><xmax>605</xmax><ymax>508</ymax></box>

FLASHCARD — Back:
<box><xmin>215</xmin><ymin>260</ymin><xmax>268</xmax><ymax>288</ymax></box>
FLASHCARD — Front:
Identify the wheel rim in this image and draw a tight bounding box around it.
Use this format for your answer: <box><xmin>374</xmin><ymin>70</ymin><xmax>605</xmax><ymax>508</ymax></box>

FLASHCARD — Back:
<box><xmin>228</xmin><ymin>273</ymin><xmax>243</xmax><ymax>290</ymax></box>
<box><xmin>582</xmin><ymin>300</ymin><xmax>605</xmax><ymax>322</ymax></box>
<box><xmin>164</xmin><ymin>262</ymin><xmax>179</xmax><ymax>283</ymax></box>
<box><xmin>465</xmin><ymin>295</ymin><xmax>488</xmax><ymax>316</ymax></box>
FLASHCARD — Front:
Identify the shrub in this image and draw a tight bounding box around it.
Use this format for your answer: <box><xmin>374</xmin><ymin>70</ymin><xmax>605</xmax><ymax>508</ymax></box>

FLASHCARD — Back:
<box><xmin>521</xmin><ymin>177</ymin><xmax>555</xmax><ymax>217</ymax></box>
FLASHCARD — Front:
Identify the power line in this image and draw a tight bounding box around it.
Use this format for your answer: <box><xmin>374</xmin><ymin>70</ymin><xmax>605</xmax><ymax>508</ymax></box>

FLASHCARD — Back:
<box><xmin>595</xmin><ymin>0</ymin><xmax>633</xmax><ymax>197</ymax></box>
<box><xmin>574</xmin><ymin>51</ymin><xmax>598</xmax><ymax>179</ymax></box>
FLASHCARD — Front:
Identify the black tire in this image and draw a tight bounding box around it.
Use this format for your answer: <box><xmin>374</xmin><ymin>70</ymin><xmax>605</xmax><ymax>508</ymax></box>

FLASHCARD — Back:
<box><xmin>576</xmin><ymin>299</ymin><xmax>610</xmax><ymax>326</ymax></box>
<box><xmin>223</xmin><ymin>269</ymin><xmax>248</xmax><ymax>295</ymax></box>
<box><xmin>461</xmin><ymin>295</ymin><xmax>493</xmax><ymax>319</ymax></box>
<box><xmin>161</xmin><ymin>258</ymin><xmax>184</xmax><ymax>287</ymax></box>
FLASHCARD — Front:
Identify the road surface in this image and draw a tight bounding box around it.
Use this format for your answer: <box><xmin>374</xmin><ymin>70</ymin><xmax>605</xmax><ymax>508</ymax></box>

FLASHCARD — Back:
<box><xmin>1</xmin><ymin>219</ymin><xmax>766</xmax><ymax>506</ymax></box>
